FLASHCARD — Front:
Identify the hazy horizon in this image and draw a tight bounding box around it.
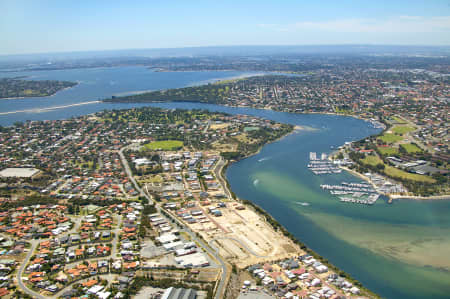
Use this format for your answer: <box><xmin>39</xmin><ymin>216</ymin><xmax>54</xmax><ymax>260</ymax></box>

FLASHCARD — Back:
<box><xmin>1</xmin><ymin>44</ymin><xmax>450</xmax><ymax>63</ymax></box>
<box><xmin>1</xmin><ymin>0</ymin><xmax>449</xmax><ymax>55</ymax></box>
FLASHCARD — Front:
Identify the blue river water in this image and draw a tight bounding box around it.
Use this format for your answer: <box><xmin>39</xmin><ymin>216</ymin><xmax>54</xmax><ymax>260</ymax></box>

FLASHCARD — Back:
<box><xmin>0</xmin><ymin>66</ymin><xmax>260</xmax><ymax>126</ymax></box>
<box><xmin>1</xmin><ymin>67</ymin><xmax>449</xmax><ymax>299</ymax></box>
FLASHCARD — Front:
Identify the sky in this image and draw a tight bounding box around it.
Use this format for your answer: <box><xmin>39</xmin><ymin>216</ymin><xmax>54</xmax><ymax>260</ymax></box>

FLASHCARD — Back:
<box><xmin>1</xmin><ymin>0</ymin><xmax>450</xmax><ymax>55</ymax></box>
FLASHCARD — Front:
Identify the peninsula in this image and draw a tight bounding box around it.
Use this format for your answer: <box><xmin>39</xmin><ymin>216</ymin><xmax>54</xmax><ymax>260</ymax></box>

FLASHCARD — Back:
<box><xmin>0</xmin><ymin>77</ymin><xmax>77</xmax><ymax>99</ymax></box>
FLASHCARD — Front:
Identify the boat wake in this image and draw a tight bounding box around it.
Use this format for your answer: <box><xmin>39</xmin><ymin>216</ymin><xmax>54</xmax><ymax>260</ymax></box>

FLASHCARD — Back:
<box><xmin>258</xmin><ymin>157</ymin><xmax>271</xmax><ymax>162</ymax></box>
<box><xmin>296</xmin><ymin>202</ymin><xmax>310</xmax><ymax>206</ymax></box>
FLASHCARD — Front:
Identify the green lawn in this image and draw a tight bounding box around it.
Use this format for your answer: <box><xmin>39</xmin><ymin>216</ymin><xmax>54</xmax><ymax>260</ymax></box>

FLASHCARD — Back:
<box><xmin>384</xmin><ymin>165</ymin><xmax>435</xmax><ymax>183</ymax></box>
<box><xmin>143</xmin><ymin>140</ymin><xmax>183</xmax><ymax>151</ymax></box>
<box><xmin>400</xmin><ymin>143</ymin><xmax>422</xmax><ymax>153</ymax></box>
<box><xmin>361</xmin><ymin>154</ymin><xmax>435</xmax><ymax>183</ymax></box>
<box><xmin>378</xmin><ymin>133</ymin><xmax>404</xmax><ymax>144</ymax></box>
<box><xmin>392</xmin><ymin>116</ymin><xmax>407</xmax><ymax>124</ymax></box>
<box><xmin>361</xmin><ymin>155</ymin><xmax>383</xmax><ymax>166</ymax></box>
<box><xmin>378</xmin><ymin>146</ymin><xmax>399</xmax><ymax>156</ymax></box>
<box><xmin>392</xmin><ymin>125</ymin><xmax>416</xmax><ymax>135</ymax></box>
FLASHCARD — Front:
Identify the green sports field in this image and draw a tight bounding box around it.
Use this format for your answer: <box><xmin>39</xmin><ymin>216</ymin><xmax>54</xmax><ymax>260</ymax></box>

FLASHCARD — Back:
<box><xmin>143</xmin><ymin>140</ymin><xmax>183</xmax><ymax>151</ymax></box>
<box><xmin>378</xmin><ymin>133</ymin><xmax>403</xmax><ymax>143</ymax></box>
<box><xmin>400</xmin><ymin>143</ymin><xmax>422</xmax><ymax>153</ymax></box>
<box><xmin>392</xmin><ymin>125</ymin><xmax>416</xmax><ymax>135</ymax></box>
<box><xmin>377</xmin><ymin>146</ymin><xmax>399</xmax><ymax>156</ymax></box>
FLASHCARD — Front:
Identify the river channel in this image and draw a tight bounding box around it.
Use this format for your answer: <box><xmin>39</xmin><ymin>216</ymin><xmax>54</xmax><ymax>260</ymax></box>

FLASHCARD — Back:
<box><xmin>0</xmin><ymin>67</ymin><xmax>449</xmax><ymax>298</ymax></box>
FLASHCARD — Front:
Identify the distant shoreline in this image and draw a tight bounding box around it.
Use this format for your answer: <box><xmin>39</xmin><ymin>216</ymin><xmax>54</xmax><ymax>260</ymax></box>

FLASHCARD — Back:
<box><xmin>0</xmin><ymin>100</ymin><xmax>101</xmax><ymax>116</ymax></box>
<box><xmin>0</xmin><ymin>83</ymin><xmax>78</xmax><ymax>100</ymax></box>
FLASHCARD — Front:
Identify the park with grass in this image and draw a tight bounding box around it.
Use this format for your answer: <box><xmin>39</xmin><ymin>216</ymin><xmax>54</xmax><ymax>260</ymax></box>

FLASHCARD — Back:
<box><xmin>391</xmin><ymin>116</ymin><xmax>407</xmax><ymax>124</ymax></box>
<box><xmin>142</xmin><ymin>140</ymin><xmax>184</xmax><ymax>151</ymax></box>
<box><xmin>400</xmin><ymin>143</ymin><xmax>422</xmax><ymax>154</ymax></box>
<box><xmin>377</xmin><ymin>146</ymin><xmax>399</xmax><ymax>156</ymax></box>
<box><xmin>378</xmin><ymin>133</ymin><xmax>404</xmax><ymax>143</ymax></box>
<box><xmin>361</xmin><ymin>155</ymin><xmax>384</xmax><ymax>166</ymax></box>
<box><xmin>391</xmin><ymin>125</ymin><xmax>416</xmax><ymax>135</ymax></box>
<box><xmin>360</xmin><ymin>154</ymin><xmax>435</xmax><ymax>183</ymax></box>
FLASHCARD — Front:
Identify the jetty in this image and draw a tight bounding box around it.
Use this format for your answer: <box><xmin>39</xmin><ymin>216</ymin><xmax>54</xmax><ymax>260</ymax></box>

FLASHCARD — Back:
<box><xmin>321</xmin><ymin>182</ymin><xmax>380</xmax><ymax>205</ymax></box>
<box><xmin>339</xmin><ymin>194</ymin><xmax>379</xmax><ymax>205</ymax></box>
<box><xmin>308</xmin><ymin>152</ymin><xmax>341</xmax><ymax>174</ymax></box>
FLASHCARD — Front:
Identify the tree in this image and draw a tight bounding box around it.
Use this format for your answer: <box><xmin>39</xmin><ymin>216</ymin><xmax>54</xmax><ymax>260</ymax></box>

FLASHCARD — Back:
<box><xmin>376</xmin><ymin>163</ymin><xmax>385</xmax><ymax>170</ymax></box>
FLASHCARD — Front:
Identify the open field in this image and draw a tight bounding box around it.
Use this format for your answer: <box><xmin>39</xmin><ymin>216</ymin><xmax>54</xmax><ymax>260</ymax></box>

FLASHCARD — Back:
<box><xmin>378</xmin><ymin>133</ymin><xmax>404</xmax><ymax>143</ymax></box>
<box><xmin>400</xmin><ymin>143</ymin><xmax>422</xmax><ymax>153</ymax></box>
<box><xmin>384</xmin><ymin>165</ymin><xmax>435</xmax><ymax>183</ymax></box>
<box><xmin>361</xmin><ymin>155</ymin><xmax>383</xmax><ymax>166</ymax></box>
<box><xmin>361</xmin><ymin>155</ymin><xmax>435</xmax><ymax>183</ymax></box>
<box><xmin>234</xmin><ymin>133</ymin><xmax>257</xmax><ymax>144</ymax></box>
<box><xmin>143</xmin><ymin>140</ymin><xmax>183</xmax><ymax>151</ymax></box>
<box><xmin>392</xmin><ymin>125</ymin><xmax>416</xmax><ymax>135</ymax></box>
<box><xmin>377</xmin><ymin>146</ymin><xmax>399</xmax><ymax>156</ymax></box>
<box><xmin>210</xmin><ymin>123</ymin><xmax>230</xmax><ymax>130</ymax></box>
<box><xmin>211</xmin><ymin>140</ymin><xmax>237</xmax><ymax>152</ymax></box>
<box><xmin>138</xmin><ymin>174</ymin><xmax>164</xmax><ymax>184</ymax></box>
<box><xmin>391</xmin><ymin>116</ymin><xmax>407</xmax><ymax>124</ymax></box>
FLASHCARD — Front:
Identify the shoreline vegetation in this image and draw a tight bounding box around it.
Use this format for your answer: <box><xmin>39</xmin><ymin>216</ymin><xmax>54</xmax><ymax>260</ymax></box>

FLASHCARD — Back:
<box><xmin>104</xmin><ymin>74</ymin><xmax>448</xmax><ymax>199</ymax></box>
<box><xmin>339</xmin><ymin>165</ymin><xmax>449</xmax><ymax>201</ymax></box>
<box><xmin>341</xmin><ymin>119</ymin><xmax>448</xmax><ymax>198</ymax></box>
<box><xmin>217</xmin><ymin>129</ymin><xmax>379</xmax><ymax>298</ymax></box>
<box><xmin>0</xmin><ymin>77</ymin><xmax>77</xmax><ymax>100</ymax></box>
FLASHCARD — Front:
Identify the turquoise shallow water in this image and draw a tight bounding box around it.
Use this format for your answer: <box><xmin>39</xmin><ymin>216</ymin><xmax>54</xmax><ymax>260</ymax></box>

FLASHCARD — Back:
<box><xmin>0</xmin><ymin>66</ymin><xmax>448</xmax><ymax>298</ymax></box>
<box><xmin>225</xmin><ymin>114</ymin><xmax>450</xmax><ymax>299</ymax></box>
<box><xmin>149</xmin><ymin>103</ymin><xmax>450</xmax><ymax>299</ymax></box>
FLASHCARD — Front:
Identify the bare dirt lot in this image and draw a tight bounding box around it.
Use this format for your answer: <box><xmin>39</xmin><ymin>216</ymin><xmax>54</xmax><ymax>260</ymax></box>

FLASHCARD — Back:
<box><xmin>187</xmin><ymin>201</ymin><xmax>301</xmax><ymax>268</ymax></box>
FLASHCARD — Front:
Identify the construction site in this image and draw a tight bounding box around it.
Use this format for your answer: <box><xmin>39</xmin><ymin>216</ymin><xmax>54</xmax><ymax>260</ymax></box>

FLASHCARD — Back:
<box><xmin>185</xmin><ymin>200</ymin><xmax>301</xmax><ymax>268</ymax></box>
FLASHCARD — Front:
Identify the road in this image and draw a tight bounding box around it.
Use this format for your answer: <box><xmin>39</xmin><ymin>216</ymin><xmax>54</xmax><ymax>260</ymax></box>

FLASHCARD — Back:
<box><xmin>160</xmin><ymin>208</ymin><xmax>229</xmax><ymax>299</ymax></box>
<box><xmin>15</xmin><ymin>216</ymin><xmax>83</xmax><ymax>299</ymax></box>
<box><xmin>52</xmin><ymin>271</ymin><xmax>117</xmax><ymax>298</ymax></box>
<box><xmin>213</xmin><ymin>156</ymin><xmax>232</xmax><ymax>199</ymax></box>
<box><xmin>119</xmin><ymin>145</ymin><xmax>150</xmax><ymax>202</ymax></box>
<box><xmin>16</xmin><ymin>160</ymin><xmax>124</xmax><ymax>298</ymax></box>
<box><xmin>17</xmin><ymin>240</ymin><xmax>48</xmax><ymax>299</ymax></box>
<box><xmin>111</xmin><ymin>215</ymin><xmax>122</xmax><ymax>257</ymax></box>
<box><xmin>119</xmin><ymin>144</ymin><xmax>229</xmax><ymax>299</ymax></box>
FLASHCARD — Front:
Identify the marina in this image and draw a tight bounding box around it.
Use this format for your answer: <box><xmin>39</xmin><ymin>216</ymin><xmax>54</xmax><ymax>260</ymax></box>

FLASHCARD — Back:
<box><xmin>309</xmin><ymin>151</ymin><xmax>381</xmax><ymax>205</ymax></box>
<box><xmin>339</xmin><ymin>194</ymin><xmax>380</xmax><ymax>205</ymax></box>
<box><xmin>307</xmin><ymin>152</ymin><xmax>342</xmax><ymax>175</ymax></box>
<box><xmin>320</xmin><ymin>183</ymin><xmax>374</xmax><ymax>193</ymax></box>
<box><xmin>320</xmin><ymin>183</ymin><xmax>380</xmax><ymax>205</ymax></box>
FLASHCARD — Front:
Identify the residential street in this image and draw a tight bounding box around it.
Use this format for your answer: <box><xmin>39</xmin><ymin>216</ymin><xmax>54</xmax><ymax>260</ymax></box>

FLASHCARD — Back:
<box><xmin>119</xmin><ymin>144</ymin><xmax>229</xmax><ymax>299</ymax></box>
<box><xmin>17</xmin><ymin>241</ymin><xmax>47</xmax><ymax>299</ymax></box>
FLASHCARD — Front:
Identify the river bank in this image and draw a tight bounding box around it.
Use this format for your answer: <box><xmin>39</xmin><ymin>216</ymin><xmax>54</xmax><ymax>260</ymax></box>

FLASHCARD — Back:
<box><xmin>337</xmin><ymin>159</ymin><xmax>449</xmax><ymax>201</ymax></box>
<box><xmin>214</xmin><ymin>126</ymin><xmax>379</xmax><ymax>297</ymax></box>
<box><xmin>0</xmin><ymin>83</ymin><xmax>78</xmax><ymax>101</ymax></box>
<box><xmin>390</xmin><ymin>194</ymin><xmax>450</xmax><ymax>200</ymax></box>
